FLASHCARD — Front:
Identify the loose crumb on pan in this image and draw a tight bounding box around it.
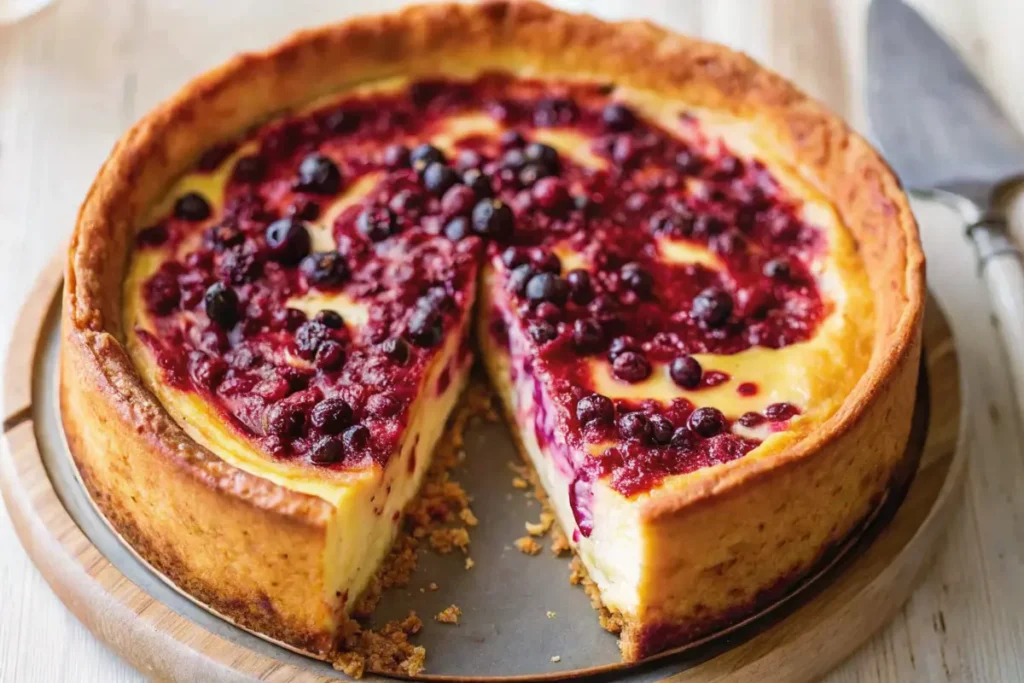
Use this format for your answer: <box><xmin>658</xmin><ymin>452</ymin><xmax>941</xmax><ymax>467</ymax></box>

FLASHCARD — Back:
<box><xmin>526</xmin><ymin>511</ymin><xmax>555</xmax><ymax>536</ymax></box>
<box><xmin>546</xmin><ymin>610</ymin><xmax>557</xmax><ymax>619</ymax></box>
<box><xmin>333</xmin><ymin>380</ymin><xmax>494</xmax><ymax>677</ymax></box>
<box><xmin>551</xmin><ymin>655</ymin><xmax>561</xmax><ymax>663</ymax></box>
<box><xmin>550</xmin><ymin>529</ymin><xmax>571</xmax><ymax>556</ymax></box>
<box><xmin>465</xmin><ymin>557</ymin><xmax>475</xmax><ymax>570</ymax></box>
<box><xmin>435</xmin><ymin>605</ymin><xmax>462</xmax><ymax>624</ymax></box>
<box><xmin>512</xmin><ymin>476</ymin><xmax>529</xmax><ymax>489</ymax></box>
<box><xmin>514</xmin><ymin>536</ymin><xmax>543</xmax><ymax>555</ymax></box>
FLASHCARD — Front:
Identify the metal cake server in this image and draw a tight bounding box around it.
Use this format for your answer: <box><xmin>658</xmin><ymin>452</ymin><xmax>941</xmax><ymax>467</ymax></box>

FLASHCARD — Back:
<box><xmin>867</xmin><ymin>0</ymin><xmax>1024</xmax><ymax>421</ymax></box>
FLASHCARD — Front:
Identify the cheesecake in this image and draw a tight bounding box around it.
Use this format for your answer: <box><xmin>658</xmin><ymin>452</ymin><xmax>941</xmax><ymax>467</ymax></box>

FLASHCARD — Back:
<box><xmin>61</xmin><ymin>1</ymin><xmax>924</xmax><ymax>666</ymax></box>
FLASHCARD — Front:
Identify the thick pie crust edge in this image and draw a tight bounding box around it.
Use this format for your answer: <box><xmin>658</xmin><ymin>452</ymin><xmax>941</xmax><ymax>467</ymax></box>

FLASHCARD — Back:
<box><xmin>60</xmin><ymin>1</ymin><xmax>925</xmax><ymax>662</ymax></box>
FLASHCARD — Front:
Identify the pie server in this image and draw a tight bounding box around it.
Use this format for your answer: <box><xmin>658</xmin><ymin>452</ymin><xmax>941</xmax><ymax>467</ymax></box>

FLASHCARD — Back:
<box><xmin>867</xmin><ymin>0</ymin><xmax>1024</xmax><ymax>422</ymax></box>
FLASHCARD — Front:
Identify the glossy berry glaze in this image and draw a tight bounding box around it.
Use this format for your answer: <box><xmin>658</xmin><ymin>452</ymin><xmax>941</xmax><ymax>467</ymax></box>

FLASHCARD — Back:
<box><xmin>132</xmin><ymin>73</ymin><xmax>824</xmax><ymax>512</ymax></box>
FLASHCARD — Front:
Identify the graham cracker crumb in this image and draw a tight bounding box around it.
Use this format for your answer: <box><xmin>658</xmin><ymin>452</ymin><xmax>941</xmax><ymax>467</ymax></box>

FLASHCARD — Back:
<box><xmin>512</xmin><ymin>476</ymin><xmax>529</xmax><ymax>489</ymax></box>
<box><xmin>514</xmin><ymin>536</ymin><xmax>543</xmax><ymax>555</ymax></box>
<box><xmin>334</xmin><ymin>381</ymin><xmax>494</xmax><ymax>676</ymax></box>
<box><xmin>465</xmin><ymin>557</ymin><xmax>475</xmax><ymax>570</ymax></box>
<box><xmin>550</xmin><ymin>529</ymin><xmax>570</xmax><ymax>555</ymax></box>
<box><xmin>459</xmin><ymin>508</ymin><xmax>479</xmax><ymax>526</ymax></box>
<box><xmin>570</xmin><ymin>556</ymin><xmax>624</xmax><ymax>634</ymax></box>
<box><xmin>526</xmin><ymin>511</ymin><xmax>555</xmax><ymax>536</ymax></box>
<box><xmin>546</xmin><ymin>611</ymin><xmax>556</xmax><ymax>619</ymax></box>
<box><xmin>428</xmin><ymin>582</ymin><xmax>438</xmax><ymax>591</ymax></box>
<box><xmin>551</xmin><ymin>655</ymin><xmax>561</xmax><ymax>663</ymax></box>
<box><xmin>435</xmin><ymin>605</ymin><xmax>462</xmax><ymax>624</ymax></box>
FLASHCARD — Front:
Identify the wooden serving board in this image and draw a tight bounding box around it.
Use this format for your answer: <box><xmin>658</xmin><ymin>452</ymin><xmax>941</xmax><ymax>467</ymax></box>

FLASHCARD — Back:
<box><xmin>0</xmin><ymin>255</ymin><xmax>965</xmax><ymax>683</ymax></box>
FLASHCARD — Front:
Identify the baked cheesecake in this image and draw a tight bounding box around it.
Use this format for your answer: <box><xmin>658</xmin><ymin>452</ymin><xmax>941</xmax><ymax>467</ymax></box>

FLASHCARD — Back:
<box><xmin>61</xmin><ymin>1</ymin><xmax>924</xmax><ymax>666</ymax></box>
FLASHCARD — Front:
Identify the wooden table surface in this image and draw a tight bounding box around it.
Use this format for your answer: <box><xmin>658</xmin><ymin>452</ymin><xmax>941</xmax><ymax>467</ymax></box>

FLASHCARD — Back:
<box><xmin>1</xmin><ymin>1</ymin><xmax>1022</xmax><ymax>681</ymax></box>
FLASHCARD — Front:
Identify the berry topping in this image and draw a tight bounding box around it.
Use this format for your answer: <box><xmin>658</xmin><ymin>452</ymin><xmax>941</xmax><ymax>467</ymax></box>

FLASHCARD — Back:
<box><xmin>173</xmin><ymin>192</ymin><xmax>211</xmax><ymax>222</ymax></box>
<box><xmin>765</xmin><ymin>402</ymin><xmax>799</xmax><ymax>421</ymax></box>
<box><xmin>576</xmin><ymin>394</ymin><xmax>614</xmax><ymax>426</ymax></box>
<box><xmin>264</xmin><ymin>401</ymin><xmax>305</xmax><ymax>438</ymax></box>
<box><xmin>311</xmin><ymin>398</ymin><xmax>353</xmax><ymax>434</ymax></box>
<box><xmin>763</xmin><ymin>258</ymin><xmax>792</xmax><ymax>280</ymax></box>
<box><xmin>535</xmin><ymin>302</ymin><xmax>562</xmax><ymax>323</ymax></box>
<box><xmin>533</xmin><ymin>251</ymin><xmax>562</xmax><ymax>274</ymax></box>
<box><xmin>443</xmin><ymin>216</ymin><xmax>471</xmax><ymax>241</ymax></box>
<box><xmin>608</xmin><ymin>336</ymin><xmax>641</xmax><ymax>361</ymax></box>
<box><xmin>343</xmin><ymin>424</ymin><xmax>370</xmax><ymax>451</ymax></box>
<box><xmin>620</xmin><ymin>262</ymin><xmax>653</xmax><ymax>297</ymax></box>
<box><xmin>287</xmin><ymin>198</ymin><xmax>321</xmax><ymax>221</ymax></box>
<box><xmin>440</xmin><ymin>184</ymin><xmax>477</xmax><ymax>217</ymax></box>
<box><xmin>462</xmin><ymin>168</ymin><xmax>493</xmax><ymax>197</ymax></box>
<box><xmin>366</xmin><ymin>393</ymin><xmax>402</xmax><ymax>418</ymax></box>
<box><xmin>232</xmin><ymin>155</ymin><xmax>267</xmax><ymax>183</ymax></box>
<box><xmin>471</xmin><ymin>198</ymin><xmax>515</xmax><ymax>240</ymax></box>
<box><xmin>528</xmin><ymin>320</ymin><xmax>558</xmax><ymax>345</ymax></box>
<box><xmin>207</xmin><ymin>223</ymin><xmax>244</xmax><ymax>251</ymax></box>
<box><xmin>499</xmin><ymin>130</ymin><xmax>526</xmax><ymax>149</ymax></box>
<box><xmin>506</xmin><ymin>264</ymin><xmax>535</xmax><ymax>296</ymax></box>
<box><xmin>314</xmin><ymin>310</ymin><xmax>344</xmax><ymax>329</ymax></box>
<box><xmin>531</xmin><ymin>177</ymin><xmax>569</xmax><ymax>211</ymax></box>
<box><xmin>566</xmin><ymin>269</ymin><xmax>594</xmax><ymax>304</ymax></box>
<box><xmin>572</xmin><ymin>318</ymin><xmax>604</xmax><ymax>352</ymax></box>
<box><xmin>612</xmin><ymin>351</ymin><xmax>652</xmax><ymax>383</ymax></box>
<box><xmin>602</xmin><ymin>103</ymin><xmax>637</xmax><ymax>131</ymax></box>
<box><xmin>501</xmin><ymin>247</ymin><xmax>528</xmax><ymax>269</ymax></box>
<box><xmin>314</xmin><ymin>340</ymin><xmax>345</xmax><ymax>371</ymax></box>
<box><xmin>383</xmin><ymin>144</ymin><xmax>411</xmax><ymax>169</ymax></box>
<box><xmin>294</xmin><ymin>153</ymin><xmax>342</xmax><ymax>195</ymax></box>
<box><xmin>407</xmin><ymin>306</ymin><xmax>443</xmax><ymax>347</ymax></box>
<box><xmin>738</xmin><ymin>411</ymin><xmax>766</xmax><ymax>428</ymax></box>
<box><xmin>203</xmin><ymin>282</ymin><xmax>239</xmax><ymax>328</ymax></box>
<box><xmin>265</xmin><ymin>219</ymin><xmax>312</xmax><ymax>265</ymax></box>
<box><xmin>618</xmin><ymin>412</ymin><xmax>652</xmax><ymax>441</ymax></box>
<box><xmin>300</xmin><ymin>251</ymin><xmax>349</xmax><ymax>288</ymax></box>
<box><xmin>358</xmin><ymin>206</ymin><xmax>399</xmax><ymax>242</ymax></box>
<box><xmin>145</xmin><ymin>271</ymin><xmax>180</xmax><ymax>315</ymax></box>
<box><xmin>423</xmin><ymin>162</ymin><xmax>459</xmax><ymax>195</ymax></box>
<box><xmin>524</xmin><ymin>272</ymin><xmax>569</xmax><ymax>306</ymax></box>
<box><xmin>380</xmin><ymin>337</ymin><xmax>411</xmax><ymax>365</ymax></box>
<box><xmin>294</xmin><ymin>320</ymin><xmax>332</xmax><ymax>360</ymax></box>
<box><xmin>309</xmin><ymin>436</ymin><xmax>344</xmax><ymax>465</ymax></box>
<box><xmin>410</xmin><ymin>143</ymin><xmax>446</xmax><ymax>173</ymax></box>
<box><xmin>670</xmin><ymin>355</ymin><xmax>703</xmax><ymax>389</ymax></box>
<box><xmin>524</xmin><ymin>142</ymin><xmax>560</xmax><ymax>173</ymax></box>
<box><xmin>691</xmin><ymin>287</ymin><xmax>734</xmax><ymax>327</ymax></box>
<box><xmin>688</xmin><ymin>407</ymin><xmax>727</xmax><ymax>438</ymax></box>
<box><xmin>649</xmin><ymin>415</ymin><xmax>675</xmax><ymax>445</ymax></box>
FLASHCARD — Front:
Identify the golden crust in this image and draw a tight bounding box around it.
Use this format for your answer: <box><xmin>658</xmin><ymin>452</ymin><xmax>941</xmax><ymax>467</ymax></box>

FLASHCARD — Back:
<box><xmin>62</xmin><ymin>0</ymin><xmax>924</xmax><ymax>663</ymax></box>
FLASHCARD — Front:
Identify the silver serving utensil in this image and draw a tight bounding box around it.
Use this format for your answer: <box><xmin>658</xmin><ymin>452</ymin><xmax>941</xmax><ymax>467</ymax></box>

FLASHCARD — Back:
<box><xmin>867</xmin><ymin>0</ymin><xmax>1024</xmax><ymax>420</ymax></box>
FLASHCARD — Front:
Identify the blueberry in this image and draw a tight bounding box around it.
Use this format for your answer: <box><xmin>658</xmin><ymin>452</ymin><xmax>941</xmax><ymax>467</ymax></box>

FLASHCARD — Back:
<box><xmin>443</xmin><ymin>216</ymin><xmax>471</xmax><ymax>241</ymax></box>
<box><xmin>501</xmin><ymin>247</ymin><xmax>528</xmax><ymax>269</ymax></box>
<box><xmin>314</xmin><ymin>340</ymin><xmax>345</xmax><ymax>371</ymax></box>
<box><xmin>300</xmin><ymin>251</ymin><xmax>349</xmax><ymax>288</ymax></box>
<box><xmin>524</xmin><ymin>142</ymin><xmax>560</xmax><ymax>173</ymax></box>
<box><xmin>499</xmin><ymin>130</ymin><xmax>526</xmax><ymax>149</ymax></box>
<box><xmin>691</xmin><ymin>287</ymin><xmax>734</xmax><ymax>327</ymax></box>
<box><xmin>620</xmin><ymin>262</ymin><xmax>653</xmax><ymax>297</ymax></box>
<box><xmin>576</xmin><ymin>394</ymin><xmax>614</xmax><ymax>426</ymax></box>
<box><xmin>342</xmin><ymin>423</ymin><xmax>370</xmax><ymax>451</ymax></box>
<box><xmin>688</xmin><ymin>407</ymin><xmax>727</xmax><ymax>438</ymax></box>
<box><xmin>462</xmin><ymin>168</ymin><xmax>493</xmax><ymax>197</ymax></box>
<box><xmin>203</xmin><ymin>282</ymin><xmax>239</xmax><ymax>328</ymax></box>
<box><xmin>265</xmin><ymin>219</ymin><xmax>311</xmax><ymax>265</ymax></box>
<box><xmin>294</xmin><ymin>153</ymin><xmax>342</xmax><ymax>195</ymax></box>
<box><xmin>380</xmin><ymin>337</ymin><xmax>411</xmax><ymax>365</ymax></box>
<box><xmin>618</xmin><ymin>412</ymin><xmax>651</xmax><ymax>442</ymax></box>
<box><xmin>649</xmin><ymin>415</ymin><xmax>675</xmax><ymax>444</ymax></box>
<box><xmin>765</xmin><ymin>402</ymin><xmax>799</xmax><ymax>421</ymax></box>
<box><xmin>528</xmin><ymin>320</ymin><xmax>558</xmax><ymax>345</ymax></box>
<box><xmin>309</xmin><ymin>436</ymin><xmax>344</xmax><ymax>465</ymax></box>
<box><xmin>524</xmin><ymin>272</ymin><xmax>568</xmax><ymax>305</ymax></box>
<box><xmin>357</xmin><ymin>206</ymin><xmax>398</xmax><ymax>242</ymax></box>
<box><xmin>314</xmin><ymin>310</ymin><xmax>344</xmax><ymax>329</ymax></box>
<box><xmin>506</xmin><ymin>264</ymin><xmax>535</xmax><ymax>296</ymax></box>
<box><xmin>670</xmin><ymin>355</ymin><xmax>703</xmax><ymax>389</ymax></box>
<box><xmin>566</xmin><ymin>269</ymin><xmax>594</xmax><ymax>304</ymax></box>
<box><xmin>572</xmin><ymin>318</ymin><xmax>604</xmax><ymax>352</ymax></box>
<box><xmin>294</xmin><ymin>320</ymin><xmax>331</xmax><ymax>360</ymax></box>
<box><xmin>322</xmin><ymin>109</ymin><xmax>361</xmax><ymax>134</ymax></box>
<box><xmin>407</xmin><ymin>307</ymin><xmax>443</xmax><ymax>347</ymax></box>
<box><xmin>423</xmin><ymin>162</ymin><xmax>458</xmax><ymax>195</ymax></box>
<box><xmin>311</xmin><ymin>398</ymin><xmax>353</xmax><ymax>434</ymax></box>
<box><xmin>602</xmin><ymin>103</ymin><xmax>637</xmax><ymax>132</ymax></box>
<box><xmin>608</xmin><ymin>336</ymin><xmax>641</xmax><ymax>362</ymax></box>
<box><xmin>174</xmin><ymin>192</ymin><xmax>212</xmax><ymax>221</ymax></box>
<box><xmin>471</xmin><ymin>198</ymin><xmax>515</xmax><ymax>241</ymax></box>
<box><xmin>383</xmin><ymin>144</ymin><xmax>411</xmax><ymax>169</ymax></box>
<box><xmin>612</xmin><ymin>351</ymin><xmax>651</xmax><ymax>383</ymax></box>
<box><xmin>410</xmin><ymin>144</ymin><xmax>446</xmax><ymax>174</ymax></box>
<box><xmin>763</xmin><ymin>258</ymin><xmax>792</xmax><ymax>280</ymax></box>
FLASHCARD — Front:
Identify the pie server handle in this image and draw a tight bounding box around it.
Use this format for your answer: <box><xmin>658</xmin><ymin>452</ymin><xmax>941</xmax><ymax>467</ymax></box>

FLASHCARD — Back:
<box><xmin>930</xmin><ymin>188</ymin><xmax>1024</xmax><ymax>427</ymax></box>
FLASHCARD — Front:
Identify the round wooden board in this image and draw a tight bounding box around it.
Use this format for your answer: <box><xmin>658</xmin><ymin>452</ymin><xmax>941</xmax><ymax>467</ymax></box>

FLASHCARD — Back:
<box><xmin>1</xmin><ymin>254</ymin><xmax>965</xmax><ymax>683</ymax></box>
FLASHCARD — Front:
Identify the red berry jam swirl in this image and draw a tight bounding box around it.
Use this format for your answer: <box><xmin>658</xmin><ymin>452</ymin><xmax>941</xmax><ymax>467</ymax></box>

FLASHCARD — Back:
<box><xmin>136</xmin><ymin>73</ymin><xmax>822</xmax><ymax>497</ymax></box>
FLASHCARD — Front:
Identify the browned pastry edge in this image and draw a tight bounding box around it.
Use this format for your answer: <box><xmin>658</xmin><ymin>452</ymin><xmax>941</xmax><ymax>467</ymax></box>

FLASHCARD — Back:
<box><xmin>61</xmin><ymin>0</ymin><xmax>925</xmax><ymax>661</ymax></box>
